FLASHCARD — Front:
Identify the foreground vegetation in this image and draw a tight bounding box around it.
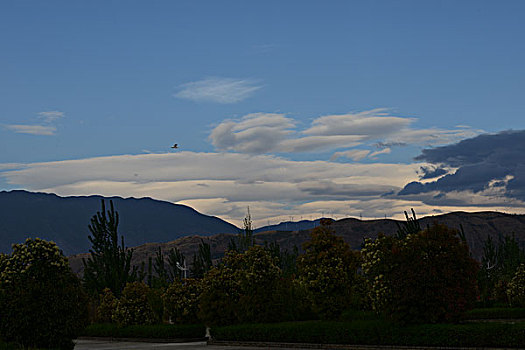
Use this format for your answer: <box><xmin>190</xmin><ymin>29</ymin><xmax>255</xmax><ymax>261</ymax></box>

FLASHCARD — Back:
<box><xmin>211</xmin><ymin>320</ymin><xmax>525</xmax><ymax>348</ymax></box>
<box><xmin>2</xmin><ymin>201</ymin><xmax>525</xmax><ymax>349</ymax></box>
<box><xmin>81</xmin><ymin>323</ymin><xmax>205</xmax><ymax>339</ymax></box>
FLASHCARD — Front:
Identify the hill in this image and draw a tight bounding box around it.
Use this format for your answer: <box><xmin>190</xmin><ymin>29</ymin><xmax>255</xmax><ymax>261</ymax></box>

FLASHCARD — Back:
<box><xmin>0</xmin><ymin>190</ymin><xmax>238</xmax><ymax>255</ymax></box>
<box><xmin>68</xmin><ymin>211</ymin><xmax>525</xmax><ymax>275</ymax></box>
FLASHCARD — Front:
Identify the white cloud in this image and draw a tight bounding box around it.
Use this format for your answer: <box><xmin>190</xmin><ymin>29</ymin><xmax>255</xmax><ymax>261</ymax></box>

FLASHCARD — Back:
<box><xmin>4</xmin><ymin>124</ymin><xmax>57</xmax><ymax>136</ymax></box>
<box><xmin>209</xmin><ymin>109</ymin><xmax>481</xmax><ymax>158</ymax></box>
<box><xmin>210</xmin><ymin>113</ymin><xmax>295</xmax><ymax>153</ymax></box>
<box><xmin>303</xmin><ymin>108</ymin><xmax>412</xmax><ymax>136</ymax></box>
<box><xmin>330</xmin><ymin>149</ymin><xmax>370</xmax><ymax>161</ymax></box>
<box><xmin>38</xmin><ymin>111</ymin><xmax>64</xmax><ymax>123</ymax></box>
<box><xmin>369</xmin><ymin>147</ymin><xmax>391</xmax><ymax>159</ymax></box>
<box><xmin>4</xmin><ymin>110</ymin><xmax>65</xmax><ymax>136</ymax></box>
<box><xmin>175</xmin><ymin>77</ymin><xmax>262</xmax><ymax>104</ymax></box>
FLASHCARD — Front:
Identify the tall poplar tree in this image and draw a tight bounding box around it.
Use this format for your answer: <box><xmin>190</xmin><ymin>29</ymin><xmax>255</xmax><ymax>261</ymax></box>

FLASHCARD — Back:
<box><xmin>82</xmin><ymin>200</ymin><xmax>137</xmax><ymax>296</ymax></box>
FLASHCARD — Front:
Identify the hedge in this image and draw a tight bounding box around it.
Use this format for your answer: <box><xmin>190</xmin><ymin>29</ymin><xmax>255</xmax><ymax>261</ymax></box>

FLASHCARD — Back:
<box><xmin>81</xmin><ymin>323</ymin><xmax>206</xmax><ymax>339</ymax></box>
<box><xmin>211</xmin><ymin>320</ymin><xmax>525</xmax><ymax>348</ymax></box>
<box><xmin>0</xmin><ymin>341</ymin><xmax>55</xmax><ymax>350</ymax></box>
<box><xmin>0</xmin><ymin>342</ymin><xmax>20</xmax><ymax>350</ymax></box>
<box><xmin>463</xmin><ymin>307</ymin><xmax>525</xmax><ymax>320</ymax></box>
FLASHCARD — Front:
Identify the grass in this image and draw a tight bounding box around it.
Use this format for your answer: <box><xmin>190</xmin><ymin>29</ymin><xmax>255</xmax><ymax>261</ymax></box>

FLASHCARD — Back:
<box><xmin>81</xmin><ymin>323</ymin><xmax>206</xmax><ymax>339</ymax></box>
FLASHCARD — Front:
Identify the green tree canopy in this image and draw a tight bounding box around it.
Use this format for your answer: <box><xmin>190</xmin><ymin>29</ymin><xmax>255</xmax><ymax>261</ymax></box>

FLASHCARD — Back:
<box><xmin>297</xmin><ymin>225</ymin><xmax>360</xmax><ymax>319</ymax></box>
<box><xmin>0</xmin><ymin>238</ymin><xmax>88</xmax><ymax>350</ymax></box>
<box><xmin>362</xmin><ymin>223</ymin><xmax>479</xmax><ymax>324</ymax></box>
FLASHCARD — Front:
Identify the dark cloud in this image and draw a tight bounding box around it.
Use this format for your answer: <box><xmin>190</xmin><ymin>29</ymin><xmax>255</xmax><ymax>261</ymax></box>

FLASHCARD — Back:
<box><xmin>374</xmin><ymin>141</ymin><xmax>407</xmax><ymax>149</ymax></box>
<box><xmin>399</xmin><ymin>130</ymin><xmax>525</xmax><ymax>201</ymax></box>
<box><xmin>418</xmin><ymin>166</ymin><xmax>448</xmax><ymax>180</ymax></box>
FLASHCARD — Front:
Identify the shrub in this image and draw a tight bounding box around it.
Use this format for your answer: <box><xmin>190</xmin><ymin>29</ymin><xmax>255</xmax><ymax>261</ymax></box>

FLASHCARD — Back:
<box><xmin>164</xmin><ymin>279</ymin><xmax>202</xmax><ymax>324</ymax></box>
<box><xmin>225</xmin><ymin>246</ymin><xmax>285</xmax><ymax>323</ymax></box>
<box><xmin>463</xmin><ymin>307</ymin><xmax>525</xmax><ymax>320</ymax></box>
<box><xmin>361</xmin><ymin>234</ymin><xmax>397</xmax><ymax>314</ymax></box>
<box><xmin>97</xmin><ymin>288</ymin><xmax>118</xmax><ymax>323</ymax></box>
<box><xmin>210</xmin><ymin>320</ymin><xmax>525</xmax><ymax>347</ymax></box>
<box><xmin>507</xmin><ymin>263</ymin><xmax>525</xmax><ymax>307</ymax></box>
<box><xmin>297</xmin><ymin>226</ymin><xmax>360</xmax><ymax>319</ymax></box>
<box><xmin>198</xmin><ymin>246</ymin><xmax>288</xmax><ymax>325</ymax></box>
<box><xmin>198</xmin><ymin>265</ymin><xmax>239</xmax><ymax>326</ymax></box>
<box><xmin>362</xmin><ymin>223</ymin><xmax>479</xmax><ymax>324</ymax></box>
<box><xmin>274</xmin><ymin>278</ymin><xmax>317</xmax><ymax>322</ymax></box>
<box><xmin>0</xmin><ymin>238</ymin><xmax>88</xmax><ymax>350</ymax></box>
<box><xmin>147</xmin><ymin>287</ymin><xmax>165</xmax><ymax>324</ymax></box>
<box><xmin>82</xmin><ymin>323</ymin><xmax>206</xmax><ymax>339</ymax></box>
<box><xmin>113</xmin><ymin>282</ymin><xmax>155</xmax><ymax>326</ymax></box>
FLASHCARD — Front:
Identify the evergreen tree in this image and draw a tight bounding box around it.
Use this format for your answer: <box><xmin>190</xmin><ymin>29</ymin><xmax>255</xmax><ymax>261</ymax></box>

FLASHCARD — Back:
<box><xmin>82</xmin><ymin>200</ymin><xmax>137</xmax><ymax>296</ymax></box>
<box><xmin>191</xmin><ymin>239</ymin><xmax>212</xmax><ymax>278</ymax></box>
<box><xmin>151</xmin><ymin>247</ymin><xmax>169</xmax><ymax>288</ymax></box>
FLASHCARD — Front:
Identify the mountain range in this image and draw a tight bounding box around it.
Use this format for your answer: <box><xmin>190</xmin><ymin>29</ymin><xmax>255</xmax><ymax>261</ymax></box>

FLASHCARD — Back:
<box><xmin>0</xmin><ymin>190</ymin><xmax>238</xmax><ymax>255</ymax></box>
<box><xmin>3</xmin><ymin>190</ymin><xmax>525</xmax><ymax>274</ymax></box>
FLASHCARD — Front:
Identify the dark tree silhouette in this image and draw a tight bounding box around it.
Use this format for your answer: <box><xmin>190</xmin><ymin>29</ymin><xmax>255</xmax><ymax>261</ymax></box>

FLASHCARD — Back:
<box><xmin>82</xmin><ymin>200</ymin><xmax>137</xmax><ymax>296</ymax></box>
<box><xmin>191</xmin><ymin>239</ymin><xmax>212</xmax><ymax>278</ymax></box>
<box><xmin>228</xmin><ymin>207</ymin><xmax>254</xmax><ymax>252</ymax></box>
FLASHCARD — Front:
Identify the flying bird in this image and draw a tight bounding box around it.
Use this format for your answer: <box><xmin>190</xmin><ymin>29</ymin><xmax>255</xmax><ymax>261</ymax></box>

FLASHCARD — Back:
<box><xmin>171</xmin><ymin>143</ymin><xmax>178</xmax><ymax>149</ymax></box>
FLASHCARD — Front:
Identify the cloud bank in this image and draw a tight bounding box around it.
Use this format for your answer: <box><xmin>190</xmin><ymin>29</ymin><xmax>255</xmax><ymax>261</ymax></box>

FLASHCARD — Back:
<box><xmin>2</xmin><ymin>148</ymin><xmax>523</xmax><ymax>227</ymax></box>
<box><xmin>399</xmin><ymin>130</ymin><xmax>525</xmax><ymax>204</ymax></box>
<box><xmin>210</xmin><ymin>109</ymin><xmax>480</xmax><ymax>159</ymax></box>
<box><xmin>0</xmin><ymin>152</ymin><xmax>423</xmax><ymax>226</ymax></box>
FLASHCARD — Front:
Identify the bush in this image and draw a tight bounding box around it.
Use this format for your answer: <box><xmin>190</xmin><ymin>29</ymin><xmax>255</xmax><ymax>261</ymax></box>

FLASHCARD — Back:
<box><xmin>198</xmin><ymin>265</ymin><xmax>239</xmax><ymax>326</ymax></box>
<box><xmin>81</xmin><ymin>323</ymin><xmax>206</xmax><ymax>339</ymax></box>
<box><xmin>96</xmin><ymin>288</ymin><xmax>118</xmax><ymax>323</ymax></box>
<box><xmin>463</xmin><ymin>307</ymin><xmax>525</xmax><ymax>320</ymax></box>
<box><xmin>0</xmin><ymin>238</ymin><xmax>88</xmax><ymax>350</ymax></box>
<box><xmin>198</xmin><ymin>246</ymin><xmax>288</xmax><ymax>325</ymax></box>
<box><xmin>113</xmin><ymin>282</ymin><xmax>155</xmax><ymax>326</ymax></box>
<box><xmin>507</xmin><ymin>263</ymin><xmax>525</xmax><ymax>307</ymax></box>
<box><xmin>225</xmin><ymin>246</ymin><xmax>285</xmax><ymax>323</ymax></box>
<box><xmin>163</xmin><ymin>279</ymin><xmax>202</xmax><ymax>324</ymax></box>
<box><xmin>297</xmin><ymin>226</ymin><xmax>360</xmax><ymax>319</ymax></box>
<box><xmin>362</xmin><ymin>223</ymin><xmax>479</xmax><ymax>324</ymax></box>
<box><xmin>147</xmin><ymin>287</ymin><xmax>165</xmax><ymax>324</ymax></box>
<box><xmin>274</xmin><ymin>278</ymin><xmax>317</xmax><ymax>322</ymax></box>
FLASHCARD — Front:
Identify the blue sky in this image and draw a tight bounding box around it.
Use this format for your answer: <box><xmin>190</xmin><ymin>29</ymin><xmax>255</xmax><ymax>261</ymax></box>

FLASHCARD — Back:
<box><xmin>1</xmin><ymin>1</ymin><xmax>525</xmax><ymax>226</ymax></box>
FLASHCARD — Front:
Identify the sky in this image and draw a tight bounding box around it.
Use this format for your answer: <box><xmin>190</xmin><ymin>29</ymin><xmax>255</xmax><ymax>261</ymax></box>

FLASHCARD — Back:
<box><xmin>1</xmin><ymin>1</ymin><xmax>525</xmax><ymax>227</ymax></box>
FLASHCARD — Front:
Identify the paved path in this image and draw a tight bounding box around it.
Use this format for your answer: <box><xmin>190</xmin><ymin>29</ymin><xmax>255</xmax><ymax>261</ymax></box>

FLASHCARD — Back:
<box><xmin>74</xmin><ymin>339</ymin><xmax>299</xmax><ymax>350</ymax></box>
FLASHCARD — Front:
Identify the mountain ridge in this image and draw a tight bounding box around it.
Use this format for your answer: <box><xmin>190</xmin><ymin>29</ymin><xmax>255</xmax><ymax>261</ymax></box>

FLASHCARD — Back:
<box><xmin>0</xmin><ymin>190</ymin><xmax>239</xmax><ymax>255</ymax></box>
<box><xmin>67</xmin><ymin>210</ymin><xmax>525</xmax><ymax>275</ymax></box>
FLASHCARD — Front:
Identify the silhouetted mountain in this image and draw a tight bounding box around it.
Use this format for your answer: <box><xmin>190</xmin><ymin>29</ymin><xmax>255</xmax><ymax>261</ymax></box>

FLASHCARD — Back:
<box><xmin>68</xmin><ymin>211</ymin><xmax>525</xmax><ymax>275</ymax></box>
<box><xmin>0</xmin><ymin>190</ymin><xmax>238</xmax><ymax>255</ymax></box>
